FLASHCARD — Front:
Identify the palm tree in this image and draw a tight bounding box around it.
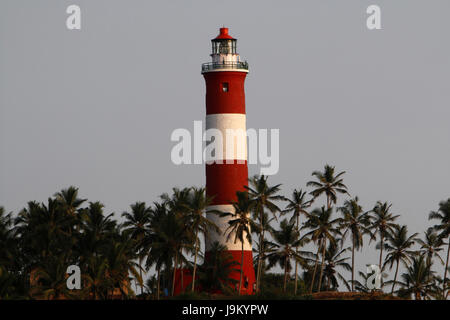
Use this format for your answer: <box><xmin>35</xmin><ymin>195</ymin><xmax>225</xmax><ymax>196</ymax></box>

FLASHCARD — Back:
<box><xmin>322</xmin><ymin>242</ymin><xmax>352</xmax><ymax>291</ymax></box>
<box><xmin>122</xmin><ymin>202</ymin><xmax>152</xmax><ymax>294</ymax></box>
<box><xmin>338</xmin><ymin>197</ymin><xmax>372</xmax><ymax>291</ymax></box>
<box><xmin>304</xmin><ymin>206</ymin><xmax>341</xmax><ymax>293</ymax></box>
<box><xmin>160</xmin><ymin>187</ymin><xmax>193</xmax><ymax>294</ymax></box>
<box><xmin>429</xmin><ymin>199</ymin><xmax>450</xmax><ymax>296</ymax></box>
<box><xmin>77</xmin><ymin>201</ymin><xmax>118</xmax><ymax>299</ymax></box>
<box><xmin>30</xmin><ymin>254</ymin><xmax>77</xmax><ymax>300</ymax></box>
<box><xmin>54</xmin><ymin>186</ymin><xmax>86</xmax><ymax>219</ymax></box>
<box><xmin>105</xmin><ymin>232</ymin><xmax>142</xmax><ymax>299</ymax></box>
<box><xmin>383</xmin><ymin>225</ymin><xmax>418</xmax><ymax>294</ymax></box>
<box><xmin>144</xmin><ymin>202</ymin><xmax>173</xmax><ymax>300</ymax></box>
<box><xmin>83</xmin><ymin>254</ymin><xmax>111</xmax><ymax>300</ymax></box>
<box><xmin>350</xmin><ymin>271</ymin><xmax>375</xmax><ymax>293</ymax></box>
<box><xmin>246</xmin><ymin>175</ymin><xmax>283</xmax><ymax>293</ymax></box>
<box><xmin>78</xmin><ymin>202</ymin><xmax>117</xmax><ymax>255</ymax></box>
<box><xmin>0</xmin><ymin>207</ymin><xmax>15</xmax><ymax>271</ymax></box>
<box><xmin>306</xmin><ymin>164</ymin><xmax>348</xmax><ymax>209</ymax></box>
<box><xmin>0</xmin><ymin>207</ymin><xmax>23</xmax><ymax>299</ymax></box>
<box><xmin>252</xmin><ymin>236</ymin><xmax>277</xmax><ymax>283</ymax></box>
<box><xmin>220</xmin><ymin>191</ymin><xmax>254</xmax><ymax>295</ymax></box>
<box><xmin>266</xmin><ymin>219</ymin><xmax>305</xmax><ymax>292</ymax></box>
<box><xmin>250</xmin><ymin>211</ymin><xmax>275</xmax><ymax>284</ymax></box>
<box><xmin>185</xmin><ymin>187</ymin><xmax>219</xmax><ymax>292</ymax></box>
<box><xmin>282</xmin><ymin>189</ymin><xmax>313</xmax><ymax>294</ymax></box>
<box><xmin>150</xmin><ymin>203</ymin><xmax>191</xmax><ymax>296</ymax></box>
<box><xmin>198</xmin><ymin>241</ymin><xmax>239</xmax><ymax>295</ymax></box>
<box><xmin>14</xmin><ymin>198</ymin><xmax>76</xmax><ymax>286</ymax></box>
<box><xmin>370</xmin><ymin>201</ymin><xmax>400</xmax><ymax>270</ymax></box>
<box><xmin>417</xmin><ymin>228</ymin><xmax>444</xmax><ymax>266</ymax></box>
<box><xmin>395</xmin><ymin>255</ymin><xmax>437</xmax><ymax>300</ymax></box>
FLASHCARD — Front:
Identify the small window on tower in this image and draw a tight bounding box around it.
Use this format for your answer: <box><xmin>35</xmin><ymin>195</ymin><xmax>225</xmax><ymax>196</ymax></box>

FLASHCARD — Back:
<box><xmin>222</xmin><ymin>82</ymin><xmax>229</xmax><ymax>92</ymax></box>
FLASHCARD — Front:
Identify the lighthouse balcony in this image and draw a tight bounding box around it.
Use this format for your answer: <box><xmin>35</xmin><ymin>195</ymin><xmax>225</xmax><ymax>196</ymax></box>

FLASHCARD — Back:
<box><xmin>201</xmin><ymin>61</ymin><xmax>249</xmax><ymax>73</ymax></box>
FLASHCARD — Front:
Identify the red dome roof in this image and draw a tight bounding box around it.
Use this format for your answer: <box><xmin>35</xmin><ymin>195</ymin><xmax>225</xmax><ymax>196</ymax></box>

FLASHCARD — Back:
<box><xmin>213</xmin><ymin>27</ymin><xmax>235</xmax><ymax>40</ymax></box>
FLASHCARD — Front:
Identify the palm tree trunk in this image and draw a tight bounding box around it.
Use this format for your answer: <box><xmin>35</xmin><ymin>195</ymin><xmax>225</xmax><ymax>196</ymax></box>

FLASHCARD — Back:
<box><xmin>391</xmin><ymin>260</ymin><xmax>399</xmax><ymax>294</ymax></box>
<box><xmin>415</xmin><ymin>291</ymin><xmax>421</xmax><ymax>300</ymax></box>
<box><xmin>294</xmin><ymin>214</ymin><xmax>299</xmax><ymax>295</ymax></box>
<box><xmin>283</xmin><ymin>256</ymin><xmax>288</xmax><ymax>293</ymax></box>
<box><xmin>310</xmin><ymin>238</ymin><xmax>322</xmax><ymax>293</ymax></box>
<box><xmin>171</xmin><ymin>251</ymin><xmax>178</xmax><ymax>296</ymax></box>
<box><xmin>191</xmin><ymin>229</ymin><xmax>199</xmax><ymax>292</ymax></box>
<box><xmin>258</xmin><ymin>228</ymin><xmax>266</xmax><ymax>289</ymax></box>
<box><xmin>180</xmin><ymin>257</ymin><xmax>184</xmax><ymax>293</ymax></box>
<box><xmin>256</xmin><ymin>208</ymin><xmax>264</xmax><ymax>293</ymax></box>
<box><xmin>443</xmin><ymin>239</ymin><xmax>450</xmax><ymax>295</ymax></box>
<box><xmin>317</xmin><ymin>239</ymin><xmax>327</xmax><ymax>292</ymax></box>
<box><xmin>379</xmin><ymin>230</ymin><xmax>384</xmax><ymax>270</ymax></box>
<box><xmin>156</xmin><ymin>267</ymin><xmax>160</xmax><ymax>300</ymax></box>
<box><xmin>139</xmin><ymin>256</ymin><xmax>144</xmax><ymax>295</ymax></box>
<box><xmin>239</xmin><ymin>241</ymin><xmax>244</xmax><ymax>295</ymax></box>
<box><xmin>351</xmin><ymin>238</ymin><xmax>355</xmax><ymax>292</ymax></box>
<box><xmin>294</xmin><ymin>247</ymin><xmax>299</xmax><ymax>295</ymax></box>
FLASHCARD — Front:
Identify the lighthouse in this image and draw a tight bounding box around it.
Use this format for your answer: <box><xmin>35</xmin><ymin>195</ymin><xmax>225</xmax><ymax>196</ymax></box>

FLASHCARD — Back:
<box><xmin>202</xmin><ymin>27</ymin><xmax>255</xmax><ymax>294</ymax></box>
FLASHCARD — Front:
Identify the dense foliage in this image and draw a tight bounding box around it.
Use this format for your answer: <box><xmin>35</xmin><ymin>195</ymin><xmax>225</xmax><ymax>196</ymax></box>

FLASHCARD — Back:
<box><xmin>0</xmin><ymin>164</ymin><xmax>449</xmax><ymax>300</ymax></box>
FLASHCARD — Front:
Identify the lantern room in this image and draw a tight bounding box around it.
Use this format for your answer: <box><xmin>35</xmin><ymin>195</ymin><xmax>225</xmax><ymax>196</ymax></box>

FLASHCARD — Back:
<box><xmin>211</xmin><ymin>28</ymin><xmax>237</xmax><ymax>55</ymax></box>
<box><xmin>202</xmin><ymin>27</ymin><xmax>248</xmax><ymax>73</ymax></box>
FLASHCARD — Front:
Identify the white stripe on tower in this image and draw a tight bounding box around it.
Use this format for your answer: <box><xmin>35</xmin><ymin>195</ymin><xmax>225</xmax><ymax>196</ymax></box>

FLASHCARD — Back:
<box><xmin>205</xmin><ymin>113</ymin><xmax>247</xmax><ymax>163</ymax></box>
<box><xmin>205</xmin><ymin>113</ymin><xmax>249</xmax><ymax>251</ymax></box>
<box><xmin>206</xmin><ymin>204</ymin><xmax>252</xmax><ymax>251</ymax></box>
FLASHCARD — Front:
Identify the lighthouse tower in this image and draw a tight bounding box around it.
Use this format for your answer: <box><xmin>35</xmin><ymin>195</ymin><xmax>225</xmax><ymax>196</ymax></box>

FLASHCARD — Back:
<box><xmin>202</xmin><ymin>27</ymin><xmax>255</xmax><ymax>294</ymax></box>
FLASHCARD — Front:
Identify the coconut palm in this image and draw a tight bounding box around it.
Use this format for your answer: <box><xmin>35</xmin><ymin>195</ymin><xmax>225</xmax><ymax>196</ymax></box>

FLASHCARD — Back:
<box><xmin>0</xmin><ymin>207</ymin><xmax>24</xmax><ymax>299</ymax></box>
<box><xmin>122</xmin><ymin>202</ymin><xmax>152</xmax><ymax>294</ymax></box>
<box><xmin>54</xmin><ymin>186</ymin><xmax>86</xmax><ymax>219</ymax></box>
<box><xmin>14</xmin><ymin>199</ymin><xmax>76</xmax><ymax>276</ymax></box>
<box><xmin>150</xmin><ymin>204</ymin><xmax>191</xmax><ymax>296</ymax></box>
<box><xmin>77</xmin><ymin>201</ymin><xmax>118</xmax><ymax>299</ymax></box>
<box><xmin>266</xmin><ymin>219</ymin><xmax>309</xmax><ymax>292</ymax></box>
<box><xmin>250</xmin><ymin>211</ymin><xmax>275</xmax><ymax>283</ymax></box>
<box><xmin>383</xmin><ymin>225</ymin><xmax>418</xmax><ymax>293</ymax></box>
<box><xmin>160</xmin><ymin>187</ymin><xmax>193</xmax><ymax>293</ymax></box>
<box><xmin>304</xmin><ymin>206</ymin><xmax>341</xmax><ymax>293</ymax></box>
<box><xmin>185</xmin><ymin>187</ymin><xmax>219</xmax><ymax>292</ymax></box>
<box><xmin>282</xmin><ymin>189</ymin><xmax>313</xmax><ymax>294</ymax></box>
<box><xmin>30</xmin><ymin>254</ymin><xmax>78</xmax><ymax>300</ymax></box>
<box><xmin>350</xmin><ymin>271</ymin><xmax>374</xmax><ymax>293</ymax></box>
<box><xmin>370</xmin><ymin>201</ymin><xmax>400</xmax><ymax>270</ymax></box>
<box><xmin>246</xmin><ymin>175</ymin><xmax>283</xmax><ymax>293</ymax></box>
<box><xmin>417</xmin><ymin>228</ymin><xmax>444</xmax><ymax>267</ymax></box>
<box><xmin>394</xmin><ymin>255</ymin><xmax>437</xmax><ymax>300</ymax></box>
<box><xmin>144</xmin><ymin>202</ymin><xmax>173</xmax><ymax>300</ymax></box>
<box><xmin>429</xmin><ymin>199</ymin><xmax>450</xmax><ymax>296</ymax></box>
<box><xmin>338</xmin><ymin>197</ymin><xmax>372</xmax><ymax>291</ymax></box>
<box><xmin>321</xmin><ymin>241</ymin><xmax>352</xmax><ymax>291</ymax></box>
<box><xmin>197</xmin><ymin>241</ymin><xmax>239</xmax><ymax>295</ymax></box>
<box><xmin>78</xmin><ymin>202</ymin><xmax>117</xmax><ymax>256</ymax></box>
<box><xmin>219</xmin><ymin>191</ymin><xmax>254</xmax><ymax>295</ymax></box>
<box><xmin>252</xmin><ymin>237</ymin><xmax>277</xmax><ymax>281</ymax></box>
<box><xmin>104</xmin><ymin>232</ymin><xmax>142</xmax><ymax>299</ymax></box>
<box><xmin>306</xmin><ymin>164</ymin><xmax>348</xmax><ymax>209</ymax></box>
<box><xmin>0</xmin><ymin>207</ymin><xmax>15</xmax><ymax>271</ymax></box>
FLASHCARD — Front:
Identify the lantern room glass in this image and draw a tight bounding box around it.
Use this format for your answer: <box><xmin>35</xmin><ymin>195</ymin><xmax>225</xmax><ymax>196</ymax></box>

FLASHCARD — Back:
<box><xmin>212</xmin><ymin>39</ymin><xmax>236</xmax><ymax>55</ymax></box>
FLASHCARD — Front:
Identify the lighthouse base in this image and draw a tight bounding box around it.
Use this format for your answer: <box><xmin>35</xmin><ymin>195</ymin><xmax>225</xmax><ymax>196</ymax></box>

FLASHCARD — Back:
<box><xmin>172</xmin><ymin>250</ymin><xmax>255</xmax><ymax>296</ymax></box>
<box><xmin>224</xmin><ymin>250</ymin><xmax>256</xmax><ymax>295</ymax></box>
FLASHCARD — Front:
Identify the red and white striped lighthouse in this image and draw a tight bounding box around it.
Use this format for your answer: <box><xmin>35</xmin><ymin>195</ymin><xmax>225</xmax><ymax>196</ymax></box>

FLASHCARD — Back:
<box><xmin>202</xmin><ymin>27</ymin><xmax>255</xmax><ymax>294</ymax></box>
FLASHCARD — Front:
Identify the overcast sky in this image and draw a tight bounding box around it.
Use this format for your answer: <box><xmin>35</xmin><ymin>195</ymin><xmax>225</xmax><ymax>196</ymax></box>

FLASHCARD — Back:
<box><xmin>1</xmin><ymin>0</ymin><xmax>449</xmax><ymax>283</ymax></box>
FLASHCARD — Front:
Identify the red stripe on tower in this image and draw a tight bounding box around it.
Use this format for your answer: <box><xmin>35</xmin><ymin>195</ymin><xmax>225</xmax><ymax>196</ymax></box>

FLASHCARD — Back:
<box><xmin>202</xmin><ymin>27</ymin><xmax>255</xmax><ymax>295</ymax></box>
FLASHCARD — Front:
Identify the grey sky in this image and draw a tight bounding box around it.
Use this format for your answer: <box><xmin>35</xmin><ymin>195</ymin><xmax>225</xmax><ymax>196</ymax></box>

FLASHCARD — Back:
<box><xmin>1</xmin><ymin>0</ymin><xmax>449</xmax><ymax>285</ymax></box>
